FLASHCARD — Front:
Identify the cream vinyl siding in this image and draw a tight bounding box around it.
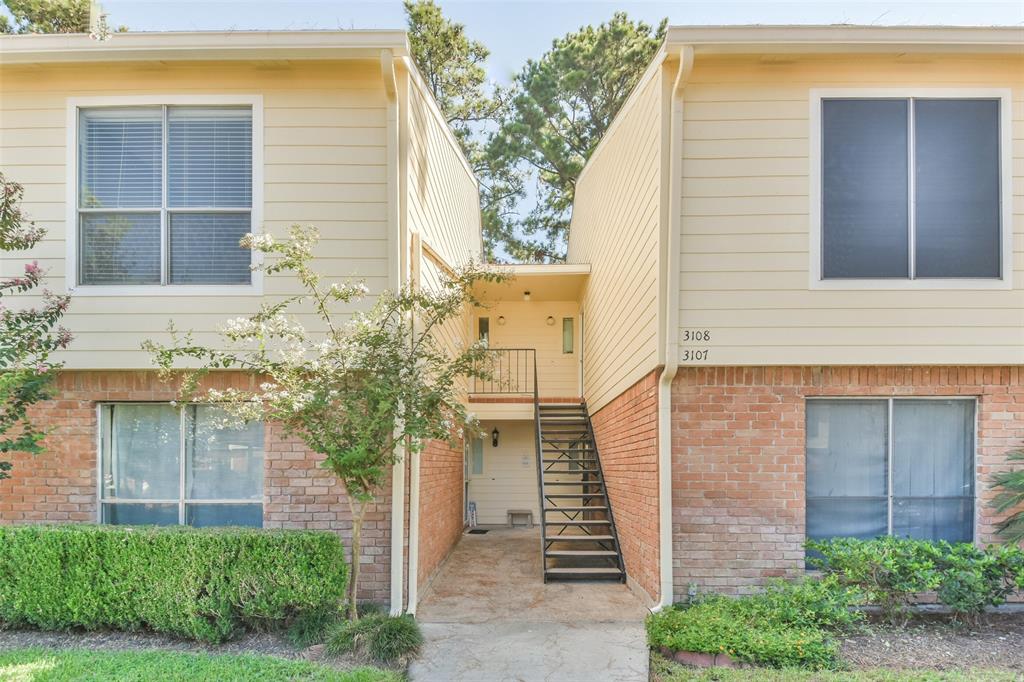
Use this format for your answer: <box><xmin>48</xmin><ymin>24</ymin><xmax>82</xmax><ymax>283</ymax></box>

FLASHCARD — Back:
<box><xmin>0</xmin><ymin>60</ymin><xmax>390</xmax><ymax>368</ymax></box>
<box><xmin>567</xmin><ymin>72</ymin><xmax>663</xmax><ymax>412</ymax></box>
<box><xmin>677</xmin><ymin>54</ymin><xmax>1024</xmax><ymax>366</ymax></box>
<box><xmin>477</xmin><ymin>301</ymin><xmax>581</xmax><ymax>399</ymax></box>
<box><xmin>469</xmin><ymin>420</ymin><xmax>580</xmax><ymax>526</ymax></box>
<box><xmin>405</xmin><ymin>74</ymin><xmax>481</xmax><ymax>269</ymax></box>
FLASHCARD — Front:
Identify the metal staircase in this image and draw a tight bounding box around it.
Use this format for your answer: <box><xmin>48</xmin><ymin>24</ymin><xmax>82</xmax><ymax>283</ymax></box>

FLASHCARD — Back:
<box><xmin>533</xmin><ymin>401</ymin><xmax>626</xmax><ymax>582</ymax></box>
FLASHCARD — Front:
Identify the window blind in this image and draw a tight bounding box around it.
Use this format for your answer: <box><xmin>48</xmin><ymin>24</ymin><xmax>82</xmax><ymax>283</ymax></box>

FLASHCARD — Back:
<box><xmin>78</xmin><ymin>105</ymin><xmax>253</xmax><ymax>286</ymax></box>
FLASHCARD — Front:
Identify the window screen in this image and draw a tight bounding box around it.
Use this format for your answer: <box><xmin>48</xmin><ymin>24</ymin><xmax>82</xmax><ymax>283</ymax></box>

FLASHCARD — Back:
<box><xmin>78</xmin><ymin>105</ymin><xmax>253</xmax><ymax>286</ymax></box>
<box><xmin>820</xmin><ymin>97</ymin><xmax>1001</xmax><ymax>280</ymax></box>
<box><xmin>822</xmin><ymin>99</ymin><xmax>909</xmax><ymax>279</ymax></box>
<box><xmin>913</xmin><ymin>99</ymin><xmax>1000</xmax><ymax>278</ymax></box>
<box><xmin>100</xmin><ymin>404</ymin><xmax>264</xmax><ymax>527</ymax></box>
<box><xmin>805</xmin><ymin>398</ymin><xmax>975</xmax><ymax>546</ymax></box>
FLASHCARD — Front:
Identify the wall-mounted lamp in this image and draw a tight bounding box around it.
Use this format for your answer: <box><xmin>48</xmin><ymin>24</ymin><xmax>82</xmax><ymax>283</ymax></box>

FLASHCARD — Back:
<box><xmin>491</xmin><ymin>427</ymin><xmax>500</xmax><ymax>447</ymax></box>
<box><xmin>545</xmin><ymin>316</ymin><xmax>555</xmax><ymax>326</ymax></box>
<box><xmin>497</xmin><ymin>316</ymin><xmax>506</xmax><ymax>326</ymax></box>
<box><xmin>523</xmin><ymin>290</ymin><xmax>531</xmax><ymax>301</ymax></box>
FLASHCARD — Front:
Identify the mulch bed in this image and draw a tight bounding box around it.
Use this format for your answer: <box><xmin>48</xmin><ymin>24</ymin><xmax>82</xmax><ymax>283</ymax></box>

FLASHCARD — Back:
<box><xmin>840</xmin><ymin>613</ymin><xmax>1024</xmax><ymax>671</ymax></box>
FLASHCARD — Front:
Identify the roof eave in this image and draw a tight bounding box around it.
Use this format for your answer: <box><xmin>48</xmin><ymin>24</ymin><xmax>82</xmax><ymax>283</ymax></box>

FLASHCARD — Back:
<box><xmin>664</xmin><ymin>25</ymin><xmax>1024</xmax><ymax>54</ymax></box>
<box><xmin>0</xmin><ymin>30</ymin><xmax>411</xmax><ymax>65</ymax></box>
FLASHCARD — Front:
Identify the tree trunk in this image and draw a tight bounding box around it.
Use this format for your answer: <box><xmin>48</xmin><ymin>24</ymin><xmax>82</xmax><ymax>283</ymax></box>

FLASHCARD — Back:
<box><xmin>347</xmin><ymin>501</ymin><xmax>367</xmax><ymax>621</ymax></box>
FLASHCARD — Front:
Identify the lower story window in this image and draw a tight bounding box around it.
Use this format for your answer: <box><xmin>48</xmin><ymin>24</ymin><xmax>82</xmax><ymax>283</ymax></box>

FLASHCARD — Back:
<box><xmin>805</xmin><ymin>397</ymin><xmax>974</xmax><ymax>544</ymax></box>
<box><xmin>99</xmin><ymin>403</ymin><xmax>264</xmax><ymax>527</ymax></box>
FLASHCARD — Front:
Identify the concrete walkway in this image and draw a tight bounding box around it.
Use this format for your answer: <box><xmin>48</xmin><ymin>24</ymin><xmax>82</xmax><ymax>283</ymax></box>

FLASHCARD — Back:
<box><xmin>410</xmin><ymin>528</ymin><xmax>650</xmax><ymax>682</ymax></box>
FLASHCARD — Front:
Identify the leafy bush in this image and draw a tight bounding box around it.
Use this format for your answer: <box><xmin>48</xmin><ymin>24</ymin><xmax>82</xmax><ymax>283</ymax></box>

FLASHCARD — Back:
<box><xmin>647</xmin><ymin>577</ymin><xmax>862</xmax><ymax>669</ymax></box>
<box><xmin>806</xmin><ymin>536</ymin><xmax>941</xmax><ymax>624</ymax></box>
<box><xmin>647</xmin><ymin>596</ymin><xmax>839</xmax><ymax>669</ymax></box>
<box><xmin>0</xmin><ymin>525</ymin><xmax>347</xmax><ymax>643</ymax></box>
<box><xmin>325</xmin><ymin>614</ymin><xmax>423</xmax><ymax>664</ymax></box>
<box><xmin>808</xmin><ymin>537</ymin><xmax>1024</xmax><ymax>625</ymax></box>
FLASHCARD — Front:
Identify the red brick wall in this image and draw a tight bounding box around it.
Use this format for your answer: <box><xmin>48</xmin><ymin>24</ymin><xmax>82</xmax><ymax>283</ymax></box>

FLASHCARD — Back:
<box><xmin>417</xmin><ymin>438</ymin><xmax>464</xmax><ymax>588</ymax></box>
<box><xmin>671</xmin><ymin>366</ymin><xmax>1024</xmax><ymax>598</ymax></box>
<box><xmin>0</xmin><ymin>370</ymin><xmax>395</xmax><ymax>604</ymax></box>
<box><xmin>590</xmin><ymin>369</ymin><xmax>661</xmax><ymax>602</ymax></box>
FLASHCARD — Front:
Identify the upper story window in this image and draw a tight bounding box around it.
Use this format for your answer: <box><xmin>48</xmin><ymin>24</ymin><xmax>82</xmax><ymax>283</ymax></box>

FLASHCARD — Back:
<box><xmin>816</xmin><ymin>94</ymin><xmax>1006</xmax><ymax>284</ymax></box>
<box><xmin>77</xmin><ymin>105</ymin><xmax>253</xmax><ymax>286</ymax></box>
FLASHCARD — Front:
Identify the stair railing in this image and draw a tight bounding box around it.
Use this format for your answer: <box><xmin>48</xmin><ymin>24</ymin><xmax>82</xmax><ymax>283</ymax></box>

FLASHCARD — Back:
<box><xmin>582</xmin><ymin>402</ymin><xmax>626</xmax><ymax>578</ymax></box>
<box><xmin>531</xmin><ymin>350</ymin><xmax>548</xmax><ymax>580</ymax></box>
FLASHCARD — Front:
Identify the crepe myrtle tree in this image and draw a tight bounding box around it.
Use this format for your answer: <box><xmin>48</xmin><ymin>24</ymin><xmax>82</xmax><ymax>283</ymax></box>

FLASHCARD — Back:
<box><xmin>145</xmin><ymin>225</ymin><xmax>504</xmax><ymax>618</ymax></box>
<box><xmin>0</xmin><ymin>172</ymin><xmax>73</xmax><ymax>480</ymax></box>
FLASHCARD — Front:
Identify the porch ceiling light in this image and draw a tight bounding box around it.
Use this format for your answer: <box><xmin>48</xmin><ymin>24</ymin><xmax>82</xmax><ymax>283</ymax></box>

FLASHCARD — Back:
<box><xmin>497</xmin><ymin>316</ymin><xmax>506</xmax><ymax>325</ymax></box>
<box><xmin>546</xmin><ymin>316</ymin><xmax>555</xmax><ymax>326</ymax></box>
<box><xmin>523</xmin><ymin>290</ymin><xmax>531</xmax><ymax>301</ymax></box>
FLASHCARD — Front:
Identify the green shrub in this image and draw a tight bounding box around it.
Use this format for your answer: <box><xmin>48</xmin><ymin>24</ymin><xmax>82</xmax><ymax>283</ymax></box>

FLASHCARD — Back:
<box><xmin>752</xmin><ymin>576</ymin><xmax>865</xmax><ymax>631</ymax></box>
<box><xmin>808</xmin><ymin>537</ymin><xmax>1024</xmax><ymax>625</ymax></box>
<box><xmin>0</xmin><ymin>525</ymin><xmax>347</xmax><ymax>643</ymax></box>
<box><xmin>647</xmin><ymin>595</ymin><xmax>840</xmax><ymax>670</ymax></box>
<box><xmin>325</xmin><ymin>614</ymin><xmax>423</xmax><ymax>664</ymax></box>
<box><xmin>806</xmin><ymin>536</ymin><xmax>941</xmax><ymax>624</ymax></box>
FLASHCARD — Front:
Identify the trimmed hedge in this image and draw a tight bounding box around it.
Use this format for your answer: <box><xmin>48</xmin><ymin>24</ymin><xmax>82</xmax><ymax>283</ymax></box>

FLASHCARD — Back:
<box><xmin>647</xmin><ymin>577</ymin><xmax>863</xmax><ymax>670</ymax></box>
<box><xmin>0</xmin><ymin>525</ymin><xmax>347</xmax><ymax>643</ymax></box>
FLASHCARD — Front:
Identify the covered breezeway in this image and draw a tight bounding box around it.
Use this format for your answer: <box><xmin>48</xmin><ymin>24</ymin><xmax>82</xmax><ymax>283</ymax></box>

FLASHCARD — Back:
<box><xmin>410</xmin><ymin>527</ymin><xmax>649</xmax><ymax>681</ymax></box>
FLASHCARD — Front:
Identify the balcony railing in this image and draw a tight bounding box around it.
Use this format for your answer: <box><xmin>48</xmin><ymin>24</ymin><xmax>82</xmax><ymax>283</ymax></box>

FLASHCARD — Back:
<box><xmin>471</xmin><ymin>348</ymin><xmax>536</xmax><ymax>395</ymax></box>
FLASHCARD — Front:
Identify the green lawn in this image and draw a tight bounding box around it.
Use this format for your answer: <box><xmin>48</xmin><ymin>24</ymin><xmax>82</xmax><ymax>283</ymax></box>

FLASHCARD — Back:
<box><xmin>651</xmin><ymin>656</ymin><xmax>1020</xmax><ymax>682</ymax></box>
<box><xmin>0</xmin><ymin>648</ymin><xmax>403</xmax><ymax>682</ymax></box>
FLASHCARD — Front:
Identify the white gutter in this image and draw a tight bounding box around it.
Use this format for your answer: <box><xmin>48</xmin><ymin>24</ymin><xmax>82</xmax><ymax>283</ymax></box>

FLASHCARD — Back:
<box><xmin>398</xmin><ymin>56</ymin><xmax>422</xmax><ymax>617</ymax></box>
<box><xmin>654</xmin><ymin>45</ymin><xmax>694</xmax><ymax>611</ymax></box>
<box><xmin>382</xmin><ymin>49</ymin><xmax>407</xmax><ymax>617</ymax></box>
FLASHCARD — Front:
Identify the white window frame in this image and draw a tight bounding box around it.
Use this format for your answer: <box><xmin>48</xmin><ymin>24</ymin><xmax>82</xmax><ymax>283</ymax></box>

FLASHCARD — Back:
<box><xmin>804</xmin><ymin>395</ymin><xmax>978</xmax><ymax>542</ymax></box>
<box><xmin>96</xmin><ymin>402</ymin><xmax>265</xmax><ymax>526</ymax></box>
<box><xmin>808</xmin><ymin>88</ymin><xmax>1012</xmax><ymax>291</ymax></box>
<box><xmin>66</xmin><ymin>94</ymin><xmax>264</xmax><ymax>296</ymax></box>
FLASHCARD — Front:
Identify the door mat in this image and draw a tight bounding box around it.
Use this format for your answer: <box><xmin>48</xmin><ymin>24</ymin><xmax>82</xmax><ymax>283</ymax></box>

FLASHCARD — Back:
<box><xmin>467</xmin><ymin>529</ymin><xmax>489</xmax><ymax>535</ymax></box>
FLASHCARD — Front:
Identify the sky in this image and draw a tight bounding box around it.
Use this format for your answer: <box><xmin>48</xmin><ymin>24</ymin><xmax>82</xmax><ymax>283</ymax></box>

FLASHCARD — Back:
<box><xmin>99</xmin><ymin>1</ymin><xmax>1024</xmax><ymax>85</ymax></box>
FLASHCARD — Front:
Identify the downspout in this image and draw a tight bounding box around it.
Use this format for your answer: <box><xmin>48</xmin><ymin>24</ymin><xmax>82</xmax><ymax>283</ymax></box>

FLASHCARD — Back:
<box><xmin>655</xmin><ymin>45</ymin><xmax>694</xmax><ymax>611</ymax></box>
<box><xmin>395</xmin><ymin>55</ymin><xmax>421</xmax><ymax>616</ymax></box>
<box><xmin>382</xmin><ymin>48</ymin><xmax>407</xmax><ymax>617</ymax></box>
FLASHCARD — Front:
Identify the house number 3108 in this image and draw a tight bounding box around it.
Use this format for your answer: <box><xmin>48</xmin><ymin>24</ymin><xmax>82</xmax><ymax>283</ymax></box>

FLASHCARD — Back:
<box><xmin>683</xmin><ymin>329</ymin><xmax>711</xmax><ymax>341</ymax></box>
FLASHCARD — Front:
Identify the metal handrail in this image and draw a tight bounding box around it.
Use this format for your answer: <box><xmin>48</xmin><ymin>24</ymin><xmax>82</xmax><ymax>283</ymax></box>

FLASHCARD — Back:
<box><xmin>582</xmin><ymin>401</ymin><xmax>626</xmax><ymax>576</ymax></box>
<box><xmin>532</xmin><ymin>353</ymin><xmax>547</xmax><ymax>580</ymax></box>
<box><xmin>471</xmin><ymin>348</ymin><xmax>536</xmax><ymax>395</ymax></box>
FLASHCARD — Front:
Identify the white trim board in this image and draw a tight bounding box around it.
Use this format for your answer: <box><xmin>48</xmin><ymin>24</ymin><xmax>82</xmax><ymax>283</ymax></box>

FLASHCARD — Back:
<box><xmin>807</xmin><ymin>88</ymin><xmax>1013</xmax><ymax>292</ymax></box>
<box><xmin>65</xmin><ymin>94</ymin><xmax>265</xmax><ymax>297</ymax></box>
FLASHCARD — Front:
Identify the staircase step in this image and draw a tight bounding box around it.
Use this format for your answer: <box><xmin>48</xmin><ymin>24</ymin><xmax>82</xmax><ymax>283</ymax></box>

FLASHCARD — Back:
<box><xmin>543</xmin><ymin>468</ymin><xmax>600</xmax><ymax>474</ymax></box>
<box><xmin>545</xmin><ymin>567</ymin><xmax>623</xmax><ymax>575</ymax></box>
<box><xmin>543</xmin><ymin>437</ymin><xmax>593</xmax><ymax>443</ymax></box>
<box><xmin>544</xmin><ymin>506</ymin><xmax>608</xmax><ymax>512</ymax></box>
<box><xmin>544</xmin><ymin>493</ymin><xmax>605</xmax><ymax>498</ymax></box>
<box><xmin>543</xmin><ymin>481</ymin><xmax>603</xmax><ymax>486</ymax></box>
<box><xmin>545</xmin><ymin>534</ymin><xmax>614</xmax><ymax>542</ymax></box>
<box><xmin>546</xmin><ymin>520</ymin><xmax>610</xmax><ymax>526</ymax></box>
<box><xmin>545</xmin><ymin>549</ymin><xmax>618</xmax><ymax>557</ymax></box>
<box><xmin>542</xmin><ymin>458</ymin><xmax>598</xmax><ymax>464</ymax></box>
